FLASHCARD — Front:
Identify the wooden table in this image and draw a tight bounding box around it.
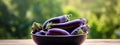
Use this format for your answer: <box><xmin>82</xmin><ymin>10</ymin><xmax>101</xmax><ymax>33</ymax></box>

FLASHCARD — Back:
<box><xmin>0</xmin><ymin>39</ymin><xmax>120</xmax><ymax>45</ymax></box>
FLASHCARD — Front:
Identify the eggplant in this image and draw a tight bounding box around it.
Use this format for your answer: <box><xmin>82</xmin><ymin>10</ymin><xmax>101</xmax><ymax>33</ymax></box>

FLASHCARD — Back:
<box><xmin>71</xmin><ymin>26</ymin><xmax>83</xmax><ymax>35</ymax></box>
<box><xmin>38</xmin><ymin>30</ymin><xmax>46</xmax><ymax>35</ymax></box>
<box><xmin>32</xmin><ymin>22</ymin><xmax>42</xmax><ymax>34</ymax></box>
<box><xmin>81</xmin><ymin>25</ymin><xmax>89</xmax><ymax>33</ymax></box>
<box><xmin>43</xmin><ymin>15</ymin><xmax>70</xmax><ymax>30</ymax></box>
<box><xmin>71</xmin><ymin>25</ymin><xmax>89</xmax><ymax>35</ymax></box>
<box><xmin>48</xmin><ymin>18</ymin><xmax>86</xmax><ymax>33</ymax></box>
<box><xmin>34</xmin><ymin>30</ymin><xmax>46</xmax><ymax>36</ymax></box>
<box><xmin>46</xmin><ymin>28</ymin><xmax>70</xmax><ymax>35</ymax></box>
<box><xmin>80</xmin><ymin>18</ymin><xmax>87</xmax><ymax>24</ymax></box>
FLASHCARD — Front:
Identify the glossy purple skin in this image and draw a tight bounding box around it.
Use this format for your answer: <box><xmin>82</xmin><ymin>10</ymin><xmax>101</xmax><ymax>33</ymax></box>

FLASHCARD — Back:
<box><xmin>46</xmin><ymin>28</ymin><xmax>70</xmax><ymax>35</ymax></box>
<box><xmin>50</xmin><ymin>19</ymin><xmax>85</xmax><ymax>33</ymax></box>
<box><xmin>34</xmin><ymin>30</ymin><xmax>46</xmax><ymax>36</ymax></box>
<box><xmin>39</xmin><ymin>30</ymin><xmax>46</xmax><ymax>35</ymax></box>
<box><xmin>43</xmin><ymin>15</ymin><xmax>69</xmax><ymax>30</ymax></box>
<box><xmin>71</xmin><ymin>26</ymin><xmax>82</xmax><ymax>35</ymax></box>
<box><xmin>81</xmin><ymin>25</ymin><xmax>89</xmax><ymax>33</ymax></box>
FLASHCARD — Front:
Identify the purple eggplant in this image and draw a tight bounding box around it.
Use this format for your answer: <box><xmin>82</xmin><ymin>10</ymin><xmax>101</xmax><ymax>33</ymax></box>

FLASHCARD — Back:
<box><xmin>46</xmin><ymin>28</ymin><xmax>70</xmax><ymax>35</ymax></box>
<box><xmin>43</xmin><ymin>15</ymin><xmax>70</xmax><ymax>30</ymax></box>
<box><xmin>71</xmin><ymin>25</ymin><xmax>89</xmax><ymax>35</ymax></box>
<box><xmin>48</xmin><ymin>18</ymin><xmax>86</xmax><ymax>33</ymax></box>
<box><xmin>81</xmin><ymin>25</ymin><xmax>89</xmax><ymax>33</ymax></box>
<box><xmin>71</xmin><ymin>26</ymin><xmax>84</xmax><ymax>35</ymax></box>
<box><xmin>38</xmin><ymin>30</ymin><xmax>46</xmax><ymax>35</ymax></box>
<box><xmin>34</xmin><ymin>30</ymin><xmax>46</xmax><ymax>36</ymax></box>
<box><xmin>32</xmin><ymin>22</ymin><xmax>42</xmax><ymax>34</ymax></box>
<box><xmin>80</xmin><ymin>18</ymin><xmax>87</xmax><ymax>24</ymax></box>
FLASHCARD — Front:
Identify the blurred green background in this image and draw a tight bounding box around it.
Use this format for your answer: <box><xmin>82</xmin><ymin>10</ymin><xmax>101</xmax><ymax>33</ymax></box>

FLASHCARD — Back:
<box><xmin>0</xmin><ymin>0</ymin><xmax>120</xmax><ymax>39</ymax></box>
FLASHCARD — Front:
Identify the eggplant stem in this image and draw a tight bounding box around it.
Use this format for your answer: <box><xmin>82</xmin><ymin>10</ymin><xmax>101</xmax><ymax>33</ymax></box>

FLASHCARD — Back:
<box><xmin>45</xmin><ymin>22</ymin><xmax>53</xmax><ymax>30</ymax></box>
<box><xmin>32</xmin><ymin>22</ymin><xmax>41</xmax><ymax>30</ymax></box>
<box><xmin>64</xmin><ymin>14</ymin><xmax>72</xmax><ymax>21</ymax></box>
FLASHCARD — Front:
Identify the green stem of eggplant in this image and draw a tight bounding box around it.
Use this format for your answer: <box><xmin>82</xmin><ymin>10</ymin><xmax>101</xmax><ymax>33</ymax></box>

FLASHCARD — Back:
<box><xmin>44</xmin><ymin>22</ymin><xmax>53</xmax><ymax>31</ymax></box>
<box><xmin>64</xmin><ymin>14</ymin><xmax>72</xmax><ymax>21</ymax></box>
<box><xmin>32</xmin><ymin>22</ymin><xmax>41</xmax><ymax>30</ymax></box>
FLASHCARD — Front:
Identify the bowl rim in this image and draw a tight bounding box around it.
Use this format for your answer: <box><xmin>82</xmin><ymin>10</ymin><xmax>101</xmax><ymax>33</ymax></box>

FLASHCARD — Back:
<box><xmin>32</xmin><ymin>34</ymin><xmax>87</xmax><ymax>37</ymax></box>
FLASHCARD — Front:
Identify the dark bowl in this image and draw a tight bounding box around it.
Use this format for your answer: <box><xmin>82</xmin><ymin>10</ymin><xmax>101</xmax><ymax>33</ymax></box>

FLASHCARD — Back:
<box><xmin>32</xmin><ymin>34</ymin><xmax>87</xmax><ymax>45</ymax></box>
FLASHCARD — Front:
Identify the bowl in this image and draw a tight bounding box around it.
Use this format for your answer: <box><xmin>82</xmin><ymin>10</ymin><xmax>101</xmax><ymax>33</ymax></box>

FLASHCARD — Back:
<box><xmin>32</xmin><ymin>34</ymin><xmax>87</xmax><ymax>45</ymax></box>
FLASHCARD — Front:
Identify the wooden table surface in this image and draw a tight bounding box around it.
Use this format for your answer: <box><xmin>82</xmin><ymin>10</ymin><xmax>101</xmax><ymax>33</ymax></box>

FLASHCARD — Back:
<box><xmin>0</xmin><ymin>39</ymin><xmax>120</xmax><ymax>45</ymax></box>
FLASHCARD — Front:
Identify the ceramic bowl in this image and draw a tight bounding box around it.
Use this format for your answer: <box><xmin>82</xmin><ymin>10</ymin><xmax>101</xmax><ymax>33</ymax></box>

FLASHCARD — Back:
<box><xmin>32</xmin><ymin>34</ymin><xmax>87</xmax><ymax>45</ymax></box>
